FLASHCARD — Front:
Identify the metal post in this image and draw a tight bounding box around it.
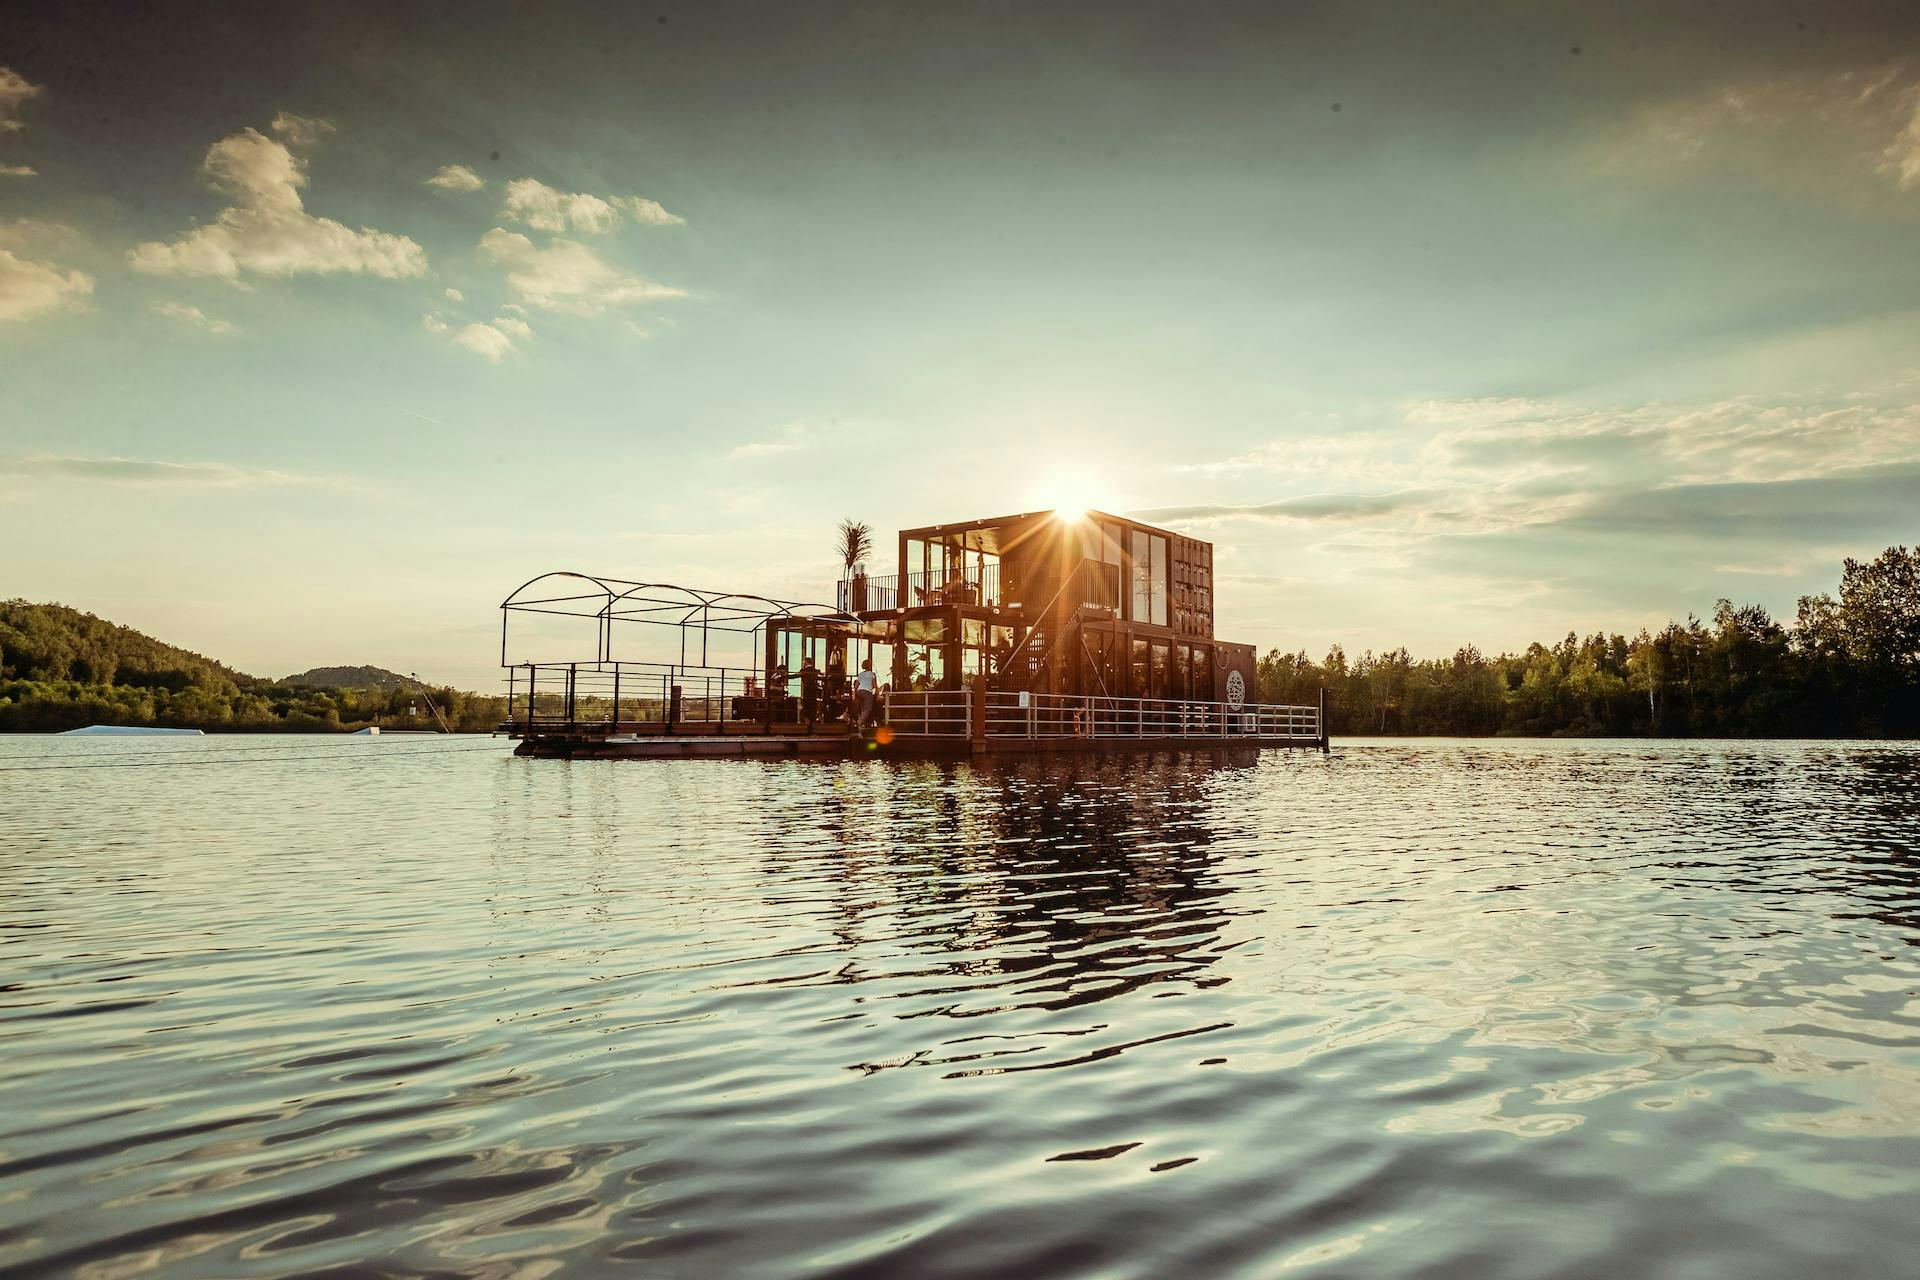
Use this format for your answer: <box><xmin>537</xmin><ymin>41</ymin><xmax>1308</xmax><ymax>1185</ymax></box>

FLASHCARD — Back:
<box><xmin>566</xmin><ymin>663</ymin><xmax>576</xmax><ymax>728</ymax></box>
<box><xmin>1318</xmin><ymin>686</ymin><xmax>1330</xmax><ymax>753</ymax></box>
<box><xmin>611</xmin><ymin>665</ymin><xmax>621</xmax><ymax>735</ymax></box>
<box><xmin>526</xmin><ymin>665</ymin><xmax>536</xmax><ymax>729</ymax></box>
<box><xmin>668</xmin><ymin>683</ymin><xmax>682</xmax><ymax>734</ymax></box>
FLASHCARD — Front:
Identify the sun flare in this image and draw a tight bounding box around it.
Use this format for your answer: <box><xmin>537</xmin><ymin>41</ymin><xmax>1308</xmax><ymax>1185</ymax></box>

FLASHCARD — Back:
<box><xmin>1036</xmin><ymin>470</ymin><xmax>1101</xmax><ymax>522</ymax></box>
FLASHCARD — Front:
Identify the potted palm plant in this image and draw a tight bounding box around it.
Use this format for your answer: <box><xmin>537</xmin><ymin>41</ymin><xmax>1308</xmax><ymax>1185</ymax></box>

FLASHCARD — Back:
<box><xmin>836</xmin><ymin>519</ymin><xmax>874</xmax><ymax>611</ymax></box>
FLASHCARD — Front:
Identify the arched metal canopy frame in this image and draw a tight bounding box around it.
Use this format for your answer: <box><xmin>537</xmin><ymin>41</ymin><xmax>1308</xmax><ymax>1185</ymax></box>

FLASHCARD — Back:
<box><xmin>500</xmin><ymin>571</ymin><xmax>855</xmax><ymax>672</ymax></box>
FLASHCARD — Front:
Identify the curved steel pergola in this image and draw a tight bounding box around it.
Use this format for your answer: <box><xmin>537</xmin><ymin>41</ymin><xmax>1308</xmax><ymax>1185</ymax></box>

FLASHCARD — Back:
<box><xmin>501</xmin><ymin>571</ymin><xmax>852</xmax><ymax>671</ymax></box>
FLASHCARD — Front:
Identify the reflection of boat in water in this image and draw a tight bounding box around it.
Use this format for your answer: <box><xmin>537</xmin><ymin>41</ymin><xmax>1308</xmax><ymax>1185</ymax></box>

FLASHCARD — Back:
<box><xmin>500</xmin><ymin>508</ymin><xmax>1327</xmax><ymax>759</ymax></box>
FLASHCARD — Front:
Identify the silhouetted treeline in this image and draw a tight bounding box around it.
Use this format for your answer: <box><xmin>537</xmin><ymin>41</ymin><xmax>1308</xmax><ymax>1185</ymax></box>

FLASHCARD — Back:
<box><xmin>0</xmin><ymin>601</ymin><xmax>505</xmax><ymax>733</ymax></box>
<box><xmin>1257</xmin><ymin>545</ymin><xmax>1920</xmax><ymax>738</ymax></box>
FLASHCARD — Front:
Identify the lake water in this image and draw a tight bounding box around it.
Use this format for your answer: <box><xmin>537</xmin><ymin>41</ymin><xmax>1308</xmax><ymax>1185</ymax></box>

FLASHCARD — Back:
<box><xmin>3</xmin><ymin>736</ymin><xmax>1918</xmax><ymax>1278</ymax></box>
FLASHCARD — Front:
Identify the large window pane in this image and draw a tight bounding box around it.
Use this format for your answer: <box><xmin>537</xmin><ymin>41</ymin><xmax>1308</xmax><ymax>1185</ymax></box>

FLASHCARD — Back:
<box><xmin>1150</xmin><ymin>535</ymin><xmax>1168</xmax><ymax>626</ymax></box>
<box><xmin>1130</xmin><ymin>529</ymin><xmax>1151</xmax><ymax>621</ymax></box>
<box><xmin>1131</xmin><ymin>638</ymin><xmax>1148</xmax><ymax>697</ymax></box>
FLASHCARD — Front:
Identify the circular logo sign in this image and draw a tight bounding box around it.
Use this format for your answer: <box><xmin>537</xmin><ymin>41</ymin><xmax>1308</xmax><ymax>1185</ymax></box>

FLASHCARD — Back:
<box><xmin>1226</xmin><ymin>670</ymin><xmax>1246</xmax><ymax>707</ymax></box>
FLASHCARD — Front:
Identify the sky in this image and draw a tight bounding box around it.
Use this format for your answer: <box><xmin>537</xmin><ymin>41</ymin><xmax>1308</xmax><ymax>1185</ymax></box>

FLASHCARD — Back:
<box><xmin>3</xmin><ymin>1</ymin><xmax>1919</xmax><ymax>689</ymax></box>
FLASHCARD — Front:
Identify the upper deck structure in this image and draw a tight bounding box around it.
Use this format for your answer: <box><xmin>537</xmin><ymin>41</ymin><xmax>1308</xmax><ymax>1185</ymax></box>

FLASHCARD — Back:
<box><xmin>500</xmin><ymin>508</ymin><xmax>1324</xmax><ymax>757</ymax></box>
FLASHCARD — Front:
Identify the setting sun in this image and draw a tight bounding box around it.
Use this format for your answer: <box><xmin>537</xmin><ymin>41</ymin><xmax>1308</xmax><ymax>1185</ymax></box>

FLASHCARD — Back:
<box><xmin>1035</xmin><ymin>470</ymin><xmax>1101</xmax><ymax>522</ymax></box>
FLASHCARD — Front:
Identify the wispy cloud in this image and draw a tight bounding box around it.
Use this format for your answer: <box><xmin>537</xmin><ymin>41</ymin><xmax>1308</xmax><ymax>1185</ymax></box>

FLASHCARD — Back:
<box><xmin>1133</xmin><ymin>491</ymin><xmax>1448</xmax><ymax>525</ymax></box>
<box><xmin>498</xmin><ymin>178</ymin><xmax>684</xmax><ymax>233</ymax></box>
<box><xmin>151</xmin><ymin>301</ymin><xmax>236</xmax><ymax>335</ymax></box>
<box><xmin>0</xmin><ymin>163</ymin><xmax>33</xmax><ymax>178</ymax></box>
<box><xmin>729</xmin><ymin>423</ymin><xmax>810</xmax><ymax>459</ymax></box>
<box><xmin>1593</xmin><ymin>64</ymin><xmax>1920</xmax><ymax>201</ymax></box>
<box><xmin>2</xmin><ymin>455</ymin><xmax>303</xmax><ymax>486</ymax></box>
<box><xmin>0</xmin><ymin>248</ymin><xmax>93</xmax><ymax>324</ymax></box>
<box><xmin>1167</xmin><ymin>391</ymin><xmax>1920</xmax><ymax>554</ymax></box>
<box><xmin>478</xmin><ymin>228</ymin><xmax>685</xmax><ymax>314</ymax></box>
<box><xmin>0</xmin><ymin>67</ymin><xmax>40</xmax><ymax>134</ymax></box>
<box><xmin>129</xmin><ymin>114</ymin><xmax>426</xmax><ymax>282</ymax></box>
<box><xmin>426</xmin><ymin>163</ymin><xmax>485</xmax><ymax>192</ymax></box>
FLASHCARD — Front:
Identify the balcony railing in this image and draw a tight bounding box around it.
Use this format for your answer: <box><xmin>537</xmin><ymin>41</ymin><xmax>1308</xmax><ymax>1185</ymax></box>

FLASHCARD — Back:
<box><xmin>837</xmin><ymin>564</ymin><xmax>1002</xmax><ymax>612</ymax></box>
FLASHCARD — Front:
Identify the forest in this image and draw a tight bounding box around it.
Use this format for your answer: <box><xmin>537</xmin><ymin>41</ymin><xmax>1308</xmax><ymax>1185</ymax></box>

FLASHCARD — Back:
<box><xmin>0</xmin><ymin>602</ymin><xmax>505</xmax><ymax>733</ymax></box>
<box><xmin>4</xmin><ymin>544</ymin><xmax>1916</xmax><ymax>737</ymax></box>
<box><xmin>1255</xmin><ymin>545</ymin><xmax>1920</xmax><ymax>738</ymax></box>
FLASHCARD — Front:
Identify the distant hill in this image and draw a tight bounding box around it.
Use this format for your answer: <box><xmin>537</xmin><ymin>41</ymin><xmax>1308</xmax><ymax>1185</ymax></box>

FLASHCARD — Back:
<box><xmin>0</xmin><ymin>600</ymin><xmax>254</xmax><ymax>690</ymax></box>
<box><xmin>0</xmin><ymin>600</ymin><xmax>500</xmax><ymax>733</ymax></box>
<box><xmin>281</xmin><ymin>665</ymin><xmax>420</xmax><ymax>690</ymax></box>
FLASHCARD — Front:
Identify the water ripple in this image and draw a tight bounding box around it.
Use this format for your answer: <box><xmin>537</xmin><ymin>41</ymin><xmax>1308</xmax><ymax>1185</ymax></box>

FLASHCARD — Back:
<box><xmin>2</xmin><ymin>737</ymin><xmax>1918</xmax><ymax>1277</ymax></box>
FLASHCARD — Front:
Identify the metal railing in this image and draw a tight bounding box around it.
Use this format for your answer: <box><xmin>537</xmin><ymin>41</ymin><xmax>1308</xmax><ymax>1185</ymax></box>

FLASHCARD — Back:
<box><xmin>880</xmin><ymin>689</ymin><xmax>972</xmax><ymax>736</ymax></box>
<box><xmin>881</xmin><ymin>689</ymin><xmax>1321</xmax><ymax>741</ymax></box>
<box><xmin>502</xmin><ymin>660</ymin><xmax>853</xmax><ymax>736</ymax></box>
<box><xmin>838</xmin><ymin>564</ymin><xmax>1002</xmax><ymax>613</ymax></box>
<box><xmin>986</xmin><ymin>692</ymin><xmax>1318</xmax><ymax>740</ymax></box>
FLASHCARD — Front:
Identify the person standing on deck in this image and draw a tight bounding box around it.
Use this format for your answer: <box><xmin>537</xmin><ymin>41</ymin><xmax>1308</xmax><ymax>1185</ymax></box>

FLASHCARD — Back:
<box><xmin>800</xmin><ymin>657</ymin><xmax>821</xmax><ymax>725</ymax></box>
<box><xmin>853</xmin><ymin>658</ymin><xmax>878</xmax><ymax>729</ymax></box>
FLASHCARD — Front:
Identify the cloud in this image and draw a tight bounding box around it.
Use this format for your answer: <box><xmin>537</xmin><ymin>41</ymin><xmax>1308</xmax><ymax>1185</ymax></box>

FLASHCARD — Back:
<box><xmin>427</xmin><ymin>164</ymin><xmax>485</xmax><ymax>192</ymax></box>
<box><xmin>0</xmin><ymin>248</ymin><xmax>93</xmax><ymax>324</ymax></box>
<box><xmin>1133</xmin><ymin>492</ymin><xmax>1448</xmax><ymax>525</ymax></box>
<box><xmin>729</xmin><ymin>423</ymin><xmax>810</xmax><ymax>459</ymax></box>
<box><xmin>151</xmin><ymin>301</ymin><xmax>236</xmax><ymax>335</ymax></box>
<box><xmin>0</xmin><ymin>67</ymin><xmax>40</xmax><ymax>134</ymax></box>
<box><xmin>499</xmin><ymin>178</ymin><xmax>684</xmax><ymax>233</ymax></box>
<box><xmin>1597</xmin><ymin>65</ymin><xmax>1920</xmax><ymax>200</ymax></box>
<box><xmin>0</xmin><ymin>164</ymin><xmax>33</xmax><ymax>178</ymax></box>
<box><xmin>443</xmin><ymin>286</ymin><xmax>463</xmax><ymax>302</ymax></box>
<box><xmin>128</xmin><ymin>115</ymin><xmax>426</xmax><ymax>282</ymax></box>
<box><xmin>424</xmin><ymin>311</ymin><xmax>532</xmax><ymax>361</ymax></box>
<box><xmin>2</xmin><ymin>455</ymin><xmax>299</xmax><ymax>486</ymax></box>
<box><xmin>478</xmin><ymin>227</ymin><xmax>685</xmax><ymax>314</ymax></box>
<box><xmin>1168</xmin><ymin>390</ymin><xmax>1920</xmax><ymax>557</ymax></box>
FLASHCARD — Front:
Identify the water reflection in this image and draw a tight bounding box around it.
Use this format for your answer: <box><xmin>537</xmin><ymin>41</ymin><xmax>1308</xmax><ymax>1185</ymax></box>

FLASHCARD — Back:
<box><xmin>4</xmin><ymin>739</ymin><xmax>1920</xmax><ymax>1279</ymax></box>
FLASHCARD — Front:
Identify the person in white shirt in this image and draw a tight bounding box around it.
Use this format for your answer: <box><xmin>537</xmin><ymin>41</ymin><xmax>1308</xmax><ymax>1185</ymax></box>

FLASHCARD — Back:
<box><xmin>853</xmin><ymin>658</ymin><xmax>878</xmax><ymax>729</ymax></box>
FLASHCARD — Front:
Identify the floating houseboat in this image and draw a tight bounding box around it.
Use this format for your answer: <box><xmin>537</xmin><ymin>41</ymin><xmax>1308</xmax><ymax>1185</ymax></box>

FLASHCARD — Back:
<box><xmin>500</xmin><ymin>508</ymin><xmax>1325</xmax><ymax>758</ymax></box>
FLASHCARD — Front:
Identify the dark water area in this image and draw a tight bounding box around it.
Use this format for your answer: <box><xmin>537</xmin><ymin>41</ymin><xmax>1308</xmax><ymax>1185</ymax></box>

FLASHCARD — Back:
<box><xmin>3</xmin><ymin>736</ymin><xmax>1919</xmax><ymax>1278</ymax></box>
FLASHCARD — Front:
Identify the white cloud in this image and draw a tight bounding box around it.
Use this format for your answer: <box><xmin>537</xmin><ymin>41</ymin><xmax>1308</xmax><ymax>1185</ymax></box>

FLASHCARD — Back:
<box><xmin>0</xmin><ymin>67</ymin><xmax>40</xmax><ymax>134</ymax></box>
<box><xmin>478</xmin><ymin>227</ymin><xmax>685</xmax><ymax>314</ymax></box>
<box><xmin>443</xmin><ymin>286</ymin><xmax>464</xmax><ymax>302</ymax></box>
<box><xmin>152</xmin><ymin>301</ymin><xmax>236</xmax><ymax>335</ymax></box>
<box><xmin>424</xmin><ymin>310</ymin><xmax>532</xmax><ymax>362</ymax></box>
<box><xmin>0</xmin><ymin>248</ymin><xmax>93</xmax><ymax>324</ymax></box>
<box><xmin>729</xmin><ymin>423</ymin><xmax>810</xmax><ymax>459</ymax></box>
<box><xmin>1599</xmin><ymin>66</ymin><xmax>1920</xmax><ymax>199</ymax></box>
<box><xmin>1884</xmin><ymin>94</ymin><xmax>1920</xmax><ymax>190</ymax></box>
<box><xmin>617</xmin><ymin>195</ymin><xmax>683</xmax><ymax>227</ymax></box>
<box><xmin>499</xmin><ymin>178</ymin><xmax>684</xmax><ymax>233</ymax></box>
<box><xmin>427</xmin><ymin>164</ymin><xmax>485</xmax><ymax>192</ymax></box>
<box><xmin>0</xmin><ymin>164</ymin><xmax>33</xmax><ymax>178</ymax></box>
<box><xmin>128</xmin><ymin>115</ymin><xmax>426</xmax><ymax>282</ymax></box>
<box><xmin>1170</xmin><ymin>391</ymin><xmax>1920</xmax><ymax>550</ymax></box>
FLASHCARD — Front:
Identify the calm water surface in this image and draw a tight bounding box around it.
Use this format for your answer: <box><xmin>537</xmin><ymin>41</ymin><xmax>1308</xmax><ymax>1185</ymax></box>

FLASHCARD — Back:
<box><xmin>3</xmin><ymin>736</ymin><xmax>1919</xmax><ymax>1278</ymax></box>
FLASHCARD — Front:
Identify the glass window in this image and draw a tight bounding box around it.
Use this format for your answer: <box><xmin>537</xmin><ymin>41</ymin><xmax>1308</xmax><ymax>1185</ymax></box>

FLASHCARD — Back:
<box><xmin>1150</xmin><ymin>643</ymin><xmax>1169</xmax><ymax>698</ymax></box>
<box><xmin>1131</xmin><ymin>638</ymin><xmax>1148</xmax><ymax>697</ymax></box>
<box><xmin>1130</xmin><ymin>529</ymin><xmax>1151</xmax><ymax>621</ymax></box>
<box><xmin>1103</xmin><ymin>522</ymin><xmax>1123</xmax><ymax>566</ymax></box>
<box><xmin>1150</xmin><ymin>535</ymin><xmax>1168</xmax><ymax>627</ymax></box>
<box><xmin>1174</xmin><ymin>644</ymin><xmax>1192</xmax><ymax>700</ymax></box>
<box><xmin>1194</xmin><ymin>646</ymin><xmax>1214</xmax><ymax>702</ymax></box>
